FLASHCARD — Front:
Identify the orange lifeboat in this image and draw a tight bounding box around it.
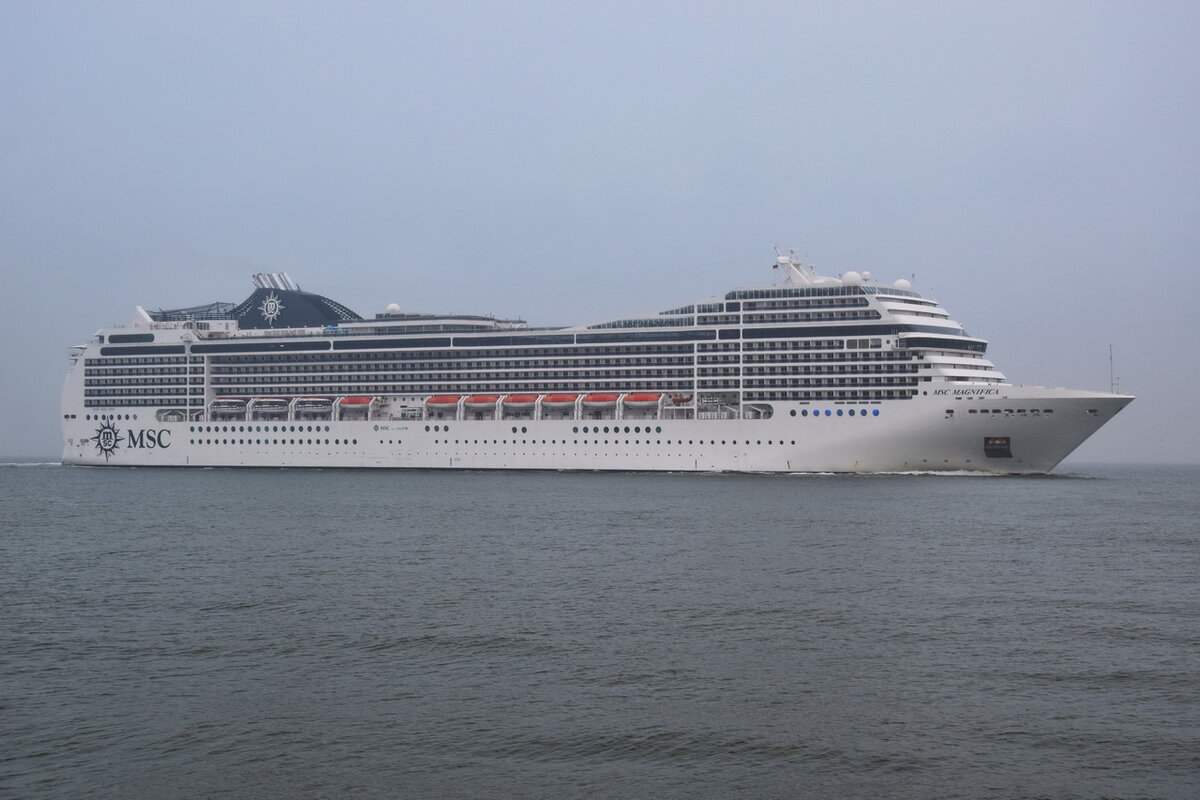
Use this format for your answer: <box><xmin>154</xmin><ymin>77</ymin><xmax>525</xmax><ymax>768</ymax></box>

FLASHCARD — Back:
<box><xmin>582</xmin><ymin>393</ymin><xmax>619</xmax><ymax>406</ymax></box>
<box><xmin>670</xmin><ymin>393</ymin><xmax>693</xmax><ymax>405</ymax></box>
<box><xmin>503</xmin><ymin>394</ymin><xmax>539</xmax><ymax>407</ymax></box>
<box><xmin>623</xmin><ymin>392</ymin><xmax>662</xmax><ymax>407</ymax></box>
<box><xmin>339</xmin><ymin>396</ymin><xmax>373</xmax><ymax>406</ymax></box>
<box><xmin>541</xmin><ymin>393</ymin><xmax>579</xmax><ymax>407</ymax></box>
<box><xmin>464</xmin><ymin>394</ymin><xmax>501</xmax><ymax>406</ymax></box>
<box><xmin>424</xmin><ymin>395</ymin><xmax>461</xmax><ymax>405</ymax></box>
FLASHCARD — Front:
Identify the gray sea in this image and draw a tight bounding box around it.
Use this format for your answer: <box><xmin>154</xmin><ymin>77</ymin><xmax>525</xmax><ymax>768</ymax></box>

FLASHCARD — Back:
<box><xmin>1</xmin><ymin>463</ymin><xmax>1197</xmax><ymax>799</ymax></box>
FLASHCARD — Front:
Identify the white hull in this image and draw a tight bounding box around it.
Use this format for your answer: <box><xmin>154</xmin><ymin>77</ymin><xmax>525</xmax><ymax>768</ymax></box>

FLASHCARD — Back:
<box><xmin>63</xmin><ymin>388</ymin><xmax>1131</xmax><ymax>474</ymax></box>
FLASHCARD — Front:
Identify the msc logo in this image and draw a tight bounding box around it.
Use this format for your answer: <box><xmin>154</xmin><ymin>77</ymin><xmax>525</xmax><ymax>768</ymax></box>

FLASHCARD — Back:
<box><xmin>91</xmin><ymin>423</ymin><xmax>172</xmax><ymax>460</ymax></box>
<box><xmin>93</xmin><ymin>421</ymin><xmax>124</xmax><ymax>461</ymax></box>
<box><xmin>127</xmin><ymin>429</ymin><xmax>171</xmax><ymax>449</ymax></box>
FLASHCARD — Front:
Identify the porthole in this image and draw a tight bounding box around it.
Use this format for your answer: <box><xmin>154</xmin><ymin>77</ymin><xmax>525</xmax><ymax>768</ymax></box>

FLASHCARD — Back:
<box><xmin>836</xmin><ymin>410</ymin><xmax>843</xmax><ymax>416</ymax></box>
<box><xmin>624</xmin><ymin>427</ymin><xmax>630</xmax><ymax>434</ymax></box>
<box><xmin>655</xmin><ymin>426</ymin><xmax>661</xmax><ymax>433</ymax></box>
<box><xmin>825</xmin><ymin>410</ymin><xmax>831</xmax><ymax>416</ymax></box>
<box><xmin>573</xmin><ymin>426</ymin><xmax>579</xmax><ymax>433</ymax></box>
<box><xmin>872</xmin><ymin>409</ymin><xmax>879</xmax><ymax>416</ymax></box>
<box><xmin>521</xmin><ymin>427</ymin><xmax>527</xmax><ymax>434</ymax></box>
<box><xmin>790</xmin><ymin>409</ymin><xmax>797</xmax><ymax>417</ymax></box>
<box><xmin>848</xmin><ymin>409</ymin><xmax>855</xmax><ymax>416</ymax></box>
<box><xmin>511</xmin><ymin>426</ymin><xmax>518</xmax><ymax>433</ymax></box>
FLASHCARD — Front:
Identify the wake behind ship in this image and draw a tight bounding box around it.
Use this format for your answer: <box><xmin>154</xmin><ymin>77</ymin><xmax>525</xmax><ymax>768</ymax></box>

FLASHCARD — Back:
<box><xmin>62</xmin><ymin>256</ymin><xmax>1131</xmax><ymax>473</ymax></box>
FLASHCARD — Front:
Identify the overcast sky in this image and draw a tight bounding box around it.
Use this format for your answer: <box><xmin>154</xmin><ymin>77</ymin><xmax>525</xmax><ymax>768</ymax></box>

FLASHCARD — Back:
<box><xmin>2</xmin><ymin>1</ymin><xmax>1196</xmax><ymax>462</ymax></box>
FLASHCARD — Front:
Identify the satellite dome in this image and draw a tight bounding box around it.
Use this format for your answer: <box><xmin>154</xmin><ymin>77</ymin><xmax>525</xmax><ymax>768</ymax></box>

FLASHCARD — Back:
<box><xmin>894</xmin><ymin>278</ymin><xmax>912</xmax><ymax>290</ymax></box>
<box><xmin>386</xmin><ymin>303</ymin><xmax>401</xmax><ymax>314</ymax></box>
<box><xmin>861</xmin><ymin>271</ymin><xmax>872</xmax><ymax>281</ymax></box>
<box><xmin>842</xmin><ymin>271</ymin><xmax>862</xmax><ymax>285</ymax></box>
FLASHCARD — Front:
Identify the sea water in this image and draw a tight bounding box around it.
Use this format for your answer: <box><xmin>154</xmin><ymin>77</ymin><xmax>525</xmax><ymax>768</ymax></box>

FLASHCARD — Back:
<box><xmin>1</xmin><ymin>463</ymin><xmax>1197</xmax><ymax>799</ymax></box>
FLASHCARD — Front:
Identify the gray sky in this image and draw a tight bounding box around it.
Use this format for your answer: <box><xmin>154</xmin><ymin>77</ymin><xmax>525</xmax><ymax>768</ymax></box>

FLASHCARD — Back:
<box><xmin>2</xmin><ymin>1</ymin><xmax>1196</xmax><ymax>462</ymax></box>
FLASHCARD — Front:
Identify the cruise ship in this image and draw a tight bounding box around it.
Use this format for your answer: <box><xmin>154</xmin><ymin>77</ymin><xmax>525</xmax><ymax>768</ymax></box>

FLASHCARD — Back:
<box><xmin>61</xmin><ymin>256</ymin><xmax>1132</xmax><ymax>473</ymax></box>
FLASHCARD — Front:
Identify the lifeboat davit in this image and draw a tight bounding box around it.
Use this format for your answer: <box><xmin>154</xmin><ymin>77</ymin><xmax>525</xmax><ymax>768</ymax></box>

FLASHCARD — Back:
<box><xmin>424</xmin><ymin>395</ymin><xmax>461</xmax><ymax>405</ymax></box>
<box><xmin>541</xmin><ymin>393</ymin><xmax>579</xmax><ymax>407</ymax></box>
<box><xmin>464</xmin><ymin>394</ymin><xmax>501</xmax><ymax>407</ymax></box>
<box><xmin>622</xmin><ymin>392</ymin><xmax>662</xmax><ymax>407</ymax></box>
<box><xmin>503</xmin><ymin>394</ymin><xmax>538</xmax><ymax>408</ymax></box>
<box><xmin>339</xmin><ymin>396</ymin><xmax>373</xmax><ymax>406</ymax></box>
<box><xmin>582</xmin><ymin>393</ymin><xmax>619</xmax><ymax>406</ymax></box>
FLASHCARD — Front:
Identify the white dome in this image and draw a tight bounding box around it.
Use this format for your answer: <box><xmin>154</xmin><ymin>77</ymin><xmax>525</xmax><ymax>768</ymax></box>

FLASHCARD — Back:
<box><xmin>842</xmin><ymin>271</ymin><xmax>862</xmax><ymax>285</ymax></box>
<box><xmin>861</xmin><ymin>271</ymin><xmax>872</xmax><ymax>281</ymax></box>
<box><xmin>894</xmin><ymin>278</ymin><xmax>912</xmax><ymax>290</ymax></box>
<box><xmin>385</xmin><ymin>303</ymin><xmax>401</xmax><ymax>314</ymax></box>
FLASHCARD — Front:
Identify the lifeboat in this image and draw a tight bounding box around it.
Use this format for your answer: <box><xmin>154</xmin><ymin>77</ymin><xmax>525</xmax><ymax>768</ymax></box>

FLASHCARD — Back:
<box><xmin>210</xmin><ymin>398</ymin><xmax>247</xmax><ymax>414</ymax></box>
<box><xmin>541</xmin><ymin>393</ymin><xmax>579</xmax><ymax>407</ymax></box>
<box><xmin>670</xmin><ymin>394</ymin><xmax>693</xmax><ymax>405</ymax></box>
<box><xmin>252</xmin><ymin>398</ymin><xmax>290</xmax><ymax>418</ymax></box>
<box><xmin>582</xmin><ymin>393</ymin><xmax>619</xmax><ymax>406</ymax></box>
<box><xmin>294</xmin><ymin>397</ymin><xmax>333</xmax><ymax>417</ymax></box>
<box><xmin>464</xmin><ymin>394</ymin><xmax>501</xmax><ymax>407</ymax></box>
<box><xmin>502</xmin><ymin>394</ymin><xmax>539</xmax><ymax>408</ymax></box>
<box><xmin>622</xmin><ymin>392</ymin><xmax>663</xmax><ymax>407</ymax></box>
<box><xmin>339</xmin><ymin>396</ymin><xmax>374</xmax><ymax>406</ymax></box>
<box><xmin>424</xmin><ymin>395</ymin><xmax>461</xmax><ymax>406</ymax></box>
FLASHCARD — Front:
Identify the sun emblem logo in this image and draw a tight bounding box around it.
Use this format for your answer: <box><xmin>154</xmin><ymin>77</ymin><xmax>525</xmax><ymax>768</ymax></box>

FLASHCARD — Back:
<box><xmin>258</xmin><ymin>292</ymin><xmax>286</xmax><ymax>325</ymax></box>
<box><xmin>93</xmin><ymin>420</ymin><xmax>124</xmax><ymax>461</ymax></box>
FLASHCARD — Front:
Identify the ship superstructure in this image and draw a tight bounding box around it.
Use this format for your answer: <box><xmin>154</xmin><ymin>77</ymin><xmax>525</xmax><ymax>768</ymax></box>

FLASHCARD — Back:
<box><xmin>61</xmin><ymin>257</ymin><xmax>1131</xmax><ymax>473</ymax></box>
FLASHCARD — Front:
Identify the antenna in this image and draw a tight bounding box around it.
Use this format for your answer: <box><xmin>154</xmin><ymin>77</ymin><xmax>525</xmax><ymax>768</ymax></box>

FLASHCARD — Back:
<box><xmin>1109</xmin><ymin>344</ymin><xmax>1120</xmax><ymax>394</ymax></box>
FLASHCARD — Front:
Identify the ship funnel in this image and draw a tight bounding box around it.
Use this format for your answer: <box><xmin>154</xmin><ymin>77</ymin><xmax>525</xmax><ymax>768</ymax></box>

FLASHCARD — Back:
<box><xmin>252</xmin><ymin>272</ymin><xmax>301</xmax><ymax>291</ymax></box>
